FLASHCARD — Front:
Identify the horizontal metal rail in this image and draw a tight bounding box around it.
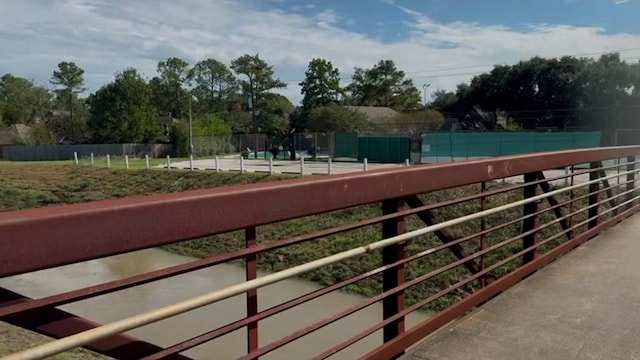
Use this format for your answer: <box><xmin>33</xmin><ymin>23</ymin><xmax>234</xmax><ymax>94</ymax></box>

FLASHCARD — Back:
<box><xmin>4</xmin><ymin>165</ymin><xmax>638</xmax><ymax>360</ymax></box>
<box><xmin>2</xmin><ymin>147</ymin><xmax>638</xmax><ymax>278</ymax></box>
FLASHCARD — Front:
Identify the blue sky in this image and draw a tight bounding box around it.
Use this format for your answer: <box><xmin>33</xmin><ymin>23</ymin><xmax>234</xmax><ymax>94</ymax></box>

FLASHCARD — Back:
<box><xmin>1</xmin><ymin>0</ymin><xmax>639</xmax><ymax>105</ymax></box>
<box><xmin>257</xmin><ymin>0</ymin><xmax>640</xmax><ymax>38</ymax></box>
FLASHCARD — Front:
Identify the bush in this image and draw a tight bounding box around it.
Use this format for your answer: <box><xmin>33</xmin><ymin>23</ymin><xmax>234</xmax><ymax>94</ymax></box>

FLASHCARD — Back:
<box><xmin>170</xmin><ymin>121</ymin><xmax>189</xmax><ymax>157</ymax></box>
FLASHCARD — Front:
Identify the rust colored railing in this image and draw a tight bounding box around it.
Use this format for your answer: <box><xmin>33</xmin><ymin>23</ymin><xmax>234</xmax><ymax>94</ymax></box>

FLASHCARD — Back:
<box><xmin>2</xmin><ymin>147</ymin><xmax>640</xmax><ymax>359</ymax></box>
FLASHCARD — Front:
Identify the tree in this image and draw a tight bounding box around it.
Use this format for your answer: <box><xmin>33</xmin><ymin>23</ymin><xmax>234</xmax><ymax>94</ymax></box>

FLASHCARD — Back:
<box><xmin>259</xmin><ymin>93</ymin><xmax>295</xmax><ymax>137</ymax></box>
<box><xmin>156</xmin><ymin>57</ymin><xmax>191</xmax><ymax>118</ymax></box>
<box><xmin>307</xmin><ymin>104</ymin><xmax>370</xmax><ymax>133</ymax></box>
<box><xmin>0</xmin><ymin>74</ymin><xmax>52</xmax><ymax>125</ymax></box>
<box><xmin>231</xmin><ymin>54</ymin><xmax>286</xmax><ymax>133</ymax></box>
<box><xmin>299</xmin><ymin>58</ymin><xmax>342</xmax><ymax>116</ymax></box>
<box><xmin>51</xmin><ymin>61</ymin><xmax>85</xmax><ymax>141</ymax></box>
<box><xmin>87</xmin><ymin>68</ymin><xmax>161</xmax><ymax>143</ymax></box>
<box><xmin>190</xmin><ymin>59</ymin><xmax>237</xmax><ymax>114</ymax></box>
<box><xmin>429</xmin><ymin>89</ymin><xmax>458</xmax><ymax>114</ymax></box>
<box><xmin>346</xmin><ymin>60</ymin><xmax>421</xmax><ymax>110</ymax></box>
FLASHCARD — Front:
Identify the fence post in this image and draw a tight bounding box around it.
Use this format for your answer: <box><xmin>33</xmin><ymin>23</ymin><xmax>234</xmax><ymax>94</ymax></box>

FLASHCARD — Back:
<box><xmin>363</xmin><ymin>158</ymin><xmax>368</xmax><ymax>171</ymax></box>
<box><xmin>73</xmin><ymin>152</ymin><xmax>79</xmax><ymax>165</ymax></box>
<box><xmin>106</xmin><ymin>154</ymin><xmax>111</xmax><ymax>168</ymax></box>
<box><xmin>245</xmin><ymin>227</ymin><xmax>259</xmax><ymax>354</ymax></box>
<box><xmin>145</xmin><ymin>155</ymin><xmax>150</xmax><ymax>169</ymax></box>
<box><xmin>90</xmin><ymin>153</ymin><xmax>94</xmax><ymax>166</ymax></box>
<box><xmin>522</xmin><ymin>172</ymin><xmax>538</xmax><ymax>264</ymax></box>
<box><xmin>125</xmin><ymin>155</ymin><xmax>129</xmax><ymax>169</ymax></box>
<box><xmin>215</xmin><ymin>156</ymin><xmax>220</xmax><ymax>173</ymax></box>
<box><xmin>314</xmin><ymin>133</ymin><xmax>318</xmax><ymax>161</ymax></box>
<box><xmin>166</xmin><ymin>155</ymin><xmax>171</xmax><ymax>170</ymax></box>
<box><xmin>269</xmin><ymin>157</ymin><xmax>273</xmax><ymax>175</ymax></box>
<box><xmin>381</xmin><ymin>198</ymin><xmax>406</xmax><ymax>359</ymax></box>
<box><xmin>300</xmin><ymin>157</ymin><xmax>304</xmax><ymax>176</ymax></box>
<box><xmin>328</xmin><ymin>157</ymin><xmax>332</xmax><ymax>175</ymax></box>
<box><xmin>626</xmin><ymin>156</ymin><xmax>636</xmax><ymax>211</ymax></box>
<box><xmin>588</xmin><ymin>161</ymin><xmax>600</xmax><ymax>229</ymax></box>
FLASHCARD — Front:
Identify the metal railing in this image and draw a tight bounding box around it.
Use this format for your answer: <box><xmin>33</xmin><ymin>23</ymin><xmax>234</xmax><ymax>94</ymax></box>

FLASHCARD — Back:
<box><xmin>1</xmin><ymin>147</ymin><xmax>640</xmax><ymax>359</ymax></box>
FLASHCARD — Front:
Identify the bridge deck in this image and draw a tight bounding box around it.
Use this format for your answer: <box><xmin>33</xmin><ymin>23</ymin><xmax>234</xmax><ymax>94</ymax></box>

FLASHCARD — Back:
<box><xmin>402</xmin><ymin>214</ymin><xmax>640</xmax><ymax>360</ymax></box>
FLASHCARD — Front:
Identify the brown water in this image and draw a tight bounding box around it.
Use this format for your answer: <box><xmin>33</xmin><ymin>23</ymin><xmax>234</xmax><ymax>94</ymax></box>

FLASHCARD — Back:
<box><xmin>0</xmin><ymin>249</ymin><xmax>429</xmax><ymax>359</ymax></box>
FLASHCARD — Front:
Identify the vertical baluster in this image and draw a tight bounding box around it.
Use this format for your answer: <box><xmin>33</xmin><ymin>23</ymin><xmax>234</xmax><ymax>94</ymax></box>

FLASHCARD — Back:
<box><xmin>246</xmin><ymin>227</ymin><xmax>258</xmax><ymax>356</ymax></box>
<box><xmin>381</xmin><ymin>198</ymin><xmax>406</xmax><ymax>359</ymax></box>
<box><xmin>522</xmin><ymin>173</ymin><xmax>538</xmax><ymax>264</ymax></box>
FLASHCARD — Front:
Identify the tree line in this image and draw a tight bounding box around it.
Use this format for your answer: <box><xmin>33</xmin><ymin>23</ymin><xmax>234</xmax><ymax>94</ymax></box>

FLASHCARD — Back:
<box><xmin>430</xmin><ymin>53</ymin><xmax>640</xmax><ymax>130</ymax></box>
<box><xmin>0</xmin><ymin>55</ymin><xmax>427</xmax><ymax>150</ymax></box>
<box><xmin>1</xmin><ymin>52</ymin><xmax>637</xmax><ymax>149</ymax></box>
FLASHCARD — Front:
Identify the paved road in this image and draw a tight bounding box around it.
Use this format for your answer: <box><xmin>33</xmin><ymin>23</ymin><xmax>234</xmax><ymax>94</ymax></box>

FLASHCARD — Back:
<box><xmin>401</xmin><ymin>213</ymin><xmax>640</xmax><ymax>360</ymax></box>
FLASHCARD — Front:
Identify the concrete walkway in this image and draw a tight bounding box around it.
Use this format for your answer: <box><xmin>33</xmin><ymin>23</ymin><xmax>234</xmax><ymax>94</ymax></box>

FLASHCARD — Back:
<box><xmin>165</xmin><ymin>158</ymin><xmax>403</xmax><ymax>175</ymax></box>
<box><xmin>402</xmin><ymin>214</ymin><xmax>640</xmax><ymax>360</ymax></box>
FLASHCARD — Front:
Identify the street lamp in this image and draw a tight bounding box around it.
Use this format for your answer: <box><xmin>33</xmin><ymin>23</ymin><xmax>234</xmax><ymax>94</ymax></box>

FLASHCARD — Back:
<box><xmin>423</xmin><ymin>83</ymin><xmax>431</xmax><ymax>109</ymax></box>
<box><xmin>188</xmin><ymin>94</ymin><xmax>197</xmax><ymax>171</ymax></box>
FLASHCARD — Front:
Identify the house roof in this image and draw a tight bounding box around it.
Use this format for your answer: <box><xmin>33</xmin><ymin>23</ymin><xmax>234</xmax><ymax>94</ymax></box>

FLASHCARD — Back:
<box><xmin>0</xmin><ymin>124</ymin><xmax>33</xmax><ymax>145</ymax></box>
<box><xmin>346</xmin><ymin>106</ymin><xmax>399</xmax><ymax>124</ymax></box>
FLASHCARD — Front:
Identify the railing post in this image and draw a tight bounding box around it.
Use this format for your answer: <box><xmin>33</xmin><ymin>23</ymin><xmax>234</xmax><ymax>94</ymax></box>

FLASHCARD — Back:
<box><xmin>588</xmin><ymin>161</ymin><xmax>600</xmax><ymax>229</ymax></box>
<box><xmin>480</xmin><ymin>182</ymin><xmax>488</xmax><ymax>287</ymax></box>
<box><xmin>381</xmin><ymin>198</ymin><xmax>405</xmax><ymax>359</ymax></box>
<box><xmin>626</xmin><ymin>156</ymin><xmax>636</xmax><ymax>211</ymax></box>
<box><xmin>245</xmin><ymin>227</ymin><xmax>258</xmax><ymax>355</ymax></box>
<box><xmin>522</xmin><ymin>172</ymin><xmax>538</xmax><ymax>264</ymax></box>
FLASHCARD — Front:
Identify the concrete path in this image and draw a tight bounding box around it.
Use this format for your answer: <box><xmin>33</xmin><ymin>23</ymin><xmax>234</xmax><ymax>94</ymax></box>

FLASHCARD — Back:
<box><xmin>402</xmin><ymin>213</ymin><xmax>640</xmax><ymax>360</ymax></box>
<box><xmin>165</xmin><ymin>158</ymin><xmax>403</xmax><ymax>175</ymax></box>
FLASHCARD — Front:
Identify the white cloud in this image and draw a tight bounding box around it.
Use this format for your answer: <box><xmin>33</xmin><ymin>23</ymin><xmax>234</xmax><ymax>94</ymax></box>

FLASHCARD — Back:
<box><xmin>1</xmin><ymin>0</ymin><xmax>639</xmax><ymax>105</ymax></box>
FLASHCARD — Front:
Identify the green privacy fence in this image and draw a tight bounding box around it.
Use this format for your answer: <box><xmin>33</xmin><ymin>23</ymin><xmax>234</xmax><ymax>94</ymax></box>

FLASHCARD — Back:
<box><xmin>357</xmin><ymin>136</ymin><xmax>411</xmax><ymax>163</ymax></box>
<box><xmin>334</xmin><ymin>133</ymin><xmax>359</xmax><ymax>160</ymax></box>
<box><xmin>422</xmin><ymin>131</ymin><xmax>602</xmax><ymax>161</ymax></box>
<box><xmin>333</xmin><ymin>133</ymin><xmax>411</xmax><ymax>163</ymax></box>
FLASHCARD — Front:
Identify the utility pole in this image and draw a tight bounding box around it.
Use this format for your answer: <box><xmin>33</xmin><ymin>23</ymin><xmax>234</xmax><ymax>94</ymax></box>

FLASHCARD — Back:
<box><xmin>188</xmin><ymin>95</ymin><xmax>194</xmax><ymax>170</ymax></box>
<box><xmin>423</xmin><ymin>83</ymin><xmax>431</xmax><ymax>109</ymax></box>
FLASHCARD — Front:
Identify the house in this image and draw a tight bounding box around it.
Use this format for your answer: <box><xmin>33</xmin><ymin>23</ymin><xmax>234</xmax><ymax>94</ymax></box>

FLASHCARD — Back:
<box><xmin>345</xmin><ymin>106</ymin><xmax>400</xmax><ymax>133</ymax></box>
<box><xmin>0</xmin><ymin>124</ymin><xmax>34</xmax><ymax>145</ymax></box>
<box><xmin>157</xmin><ymin>114</ymin><xmax>178</xmax><ymax>126</ymax></box>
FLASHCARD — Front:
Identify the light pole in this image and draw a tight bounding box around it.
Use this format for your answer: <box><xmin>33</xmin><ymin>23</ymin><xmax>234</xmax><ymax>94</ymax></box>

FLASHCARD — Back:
<box><xmin>423</xmin><ymin>83</ymin><xmax>431</xmax><ymax>109</ymax></box>
<box><xmin>188</xmin><ymin>95</ymin><xmax>195</xmax><ymax>171</ymax></box>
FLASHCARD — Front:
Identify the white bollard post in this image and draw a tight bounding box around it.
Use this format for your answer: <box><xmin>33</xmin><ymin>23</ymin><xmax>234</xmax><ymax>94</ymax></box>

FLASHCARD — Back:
<box><xmin>300</xmin><ymin>157</ymin><xmax>305</xmax><ymax>176</ymax></box>
<box><xmin>240</xmin><ymin>157</ymin><xmax>245</xmax><ymax>173</ymax></box>
<box><xmin>328</xmin><ymin>158</ymin><xmax>332</xmax><ymax>175</ymax></box>
<box><xmin>145</xmin><ymin>155</ymin><xmax>150</xmax><ymax>169</ymax></box>
<box><xmin>106</xmin><ymin>154</ymin><xmax>111</xmax><ymax>168</ymax></box>
<box><xmin>189</xmin><ymin>154</ymin><xmax>194</xmax><ymax>171</ymax></box>
<box><xmin>90</xmin><ymin>153</ymin><xmax>94</xmax><ymax>166</ymax></box>
<box><xmin>363</xmin><ymin>158</ymin><xmax>368</xmax><ymax>171</ymax></box>
<box><xmin>73</xmin><ymin>152</ymin><xmax>79</xmax><ymax>165</ymax></box>
<box><xmin>125</xmin><ymin>155</ymin><xmax>129</xmax><ymax>169</ymax></box>
<box><xmin>215</xmin><ymin>156</ymin><xmax>220</xmax><ymax>172</ymax></box>
<box><xmin>405</xmin><ymin>158</ymin><xmax>410</xmax><ymax>167</ymax></box>
<box><xmin>166</xmin><ymin>155</ymin><xmax>171</xmax><ymax>170</ymax></box>
<box><xmin>269</xmin><ymin>157</ymin><xmax>274</xmax><ymax>175</ymax></box>
<box><xmin>564</xmin><ymin>166</ymin><xmax>569</xmax><ymax>187</ymax></box>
